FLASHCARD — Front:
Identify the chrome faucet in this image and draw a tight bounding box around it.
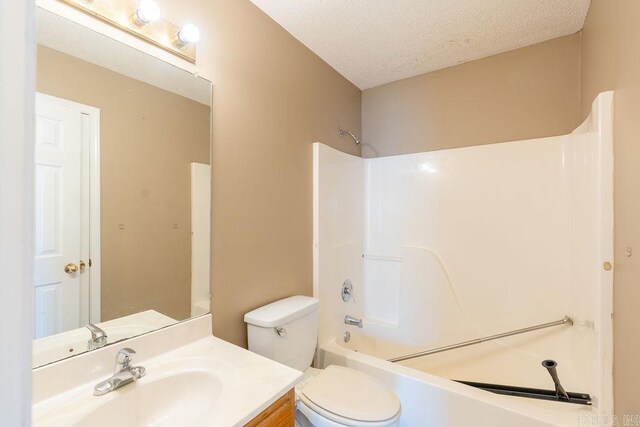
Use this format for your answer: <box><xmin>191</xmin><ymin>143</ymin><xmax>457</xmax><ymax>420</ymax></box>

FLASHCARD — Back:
<box><xmin>344</xmin><ymin>315</ymin><xmax>363</xmax><ymax>328</ymax></box>
<box><xmin>94</xmin><ymin>348</ymin><xmax>146</xmax><ymax>396</ymax></box>
<box><xmin>85</xmin><ymin>323</ymin><xmax>108</xmax><ymax>350</ymax></box>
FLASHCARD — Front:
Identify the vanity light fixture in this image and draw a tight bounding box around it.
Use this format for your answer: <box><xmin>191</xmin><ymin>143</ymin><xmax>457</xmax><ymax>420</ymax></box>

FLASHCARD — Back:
<box><xmin>176</xmin><ymin>24</ymin><xmax>201</xmax><ymax>46</ymax></box>
<box><xmin>58</xmin><ymin>0</ymin><xmax>199</xmax><ymax>63</ymax></box>
<box><xmin>132</xmin><ymin>0</ymin><xmax>161</xmax><ymax>26</ymax></box>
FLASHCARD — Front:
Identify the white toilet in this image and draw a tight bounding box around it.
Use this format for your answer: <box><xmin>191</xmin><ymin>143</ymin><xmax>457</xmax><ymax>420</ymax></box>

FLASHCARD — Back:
<box><xmin>244</xmin><ymin>296</ymin><xmax>401</xmax><ymax>427</ymax></box>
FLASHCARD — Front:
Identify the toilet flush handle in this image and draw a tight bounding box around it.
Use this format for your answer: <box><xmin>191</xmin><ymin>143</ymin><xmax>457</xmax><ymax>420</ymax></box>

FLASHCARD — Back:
<box><xmin>274</xmin><ymin>327</ymin><xmax>287</xmax><ymax>337</ymax></box>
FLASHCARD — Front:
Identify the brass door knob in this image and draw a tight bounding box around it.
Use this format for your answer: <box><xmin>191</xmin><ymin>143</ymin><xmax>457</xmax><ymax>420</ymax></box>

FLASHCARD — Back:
<box><xmin>64</xmin><ymin>263</ymin><xmax>79</xmax><ymax>273</ymax></box>
<box><xmin>79</xmin><ymin>260</ymin><xmax>87</xmax><ymax>271</ymax></box>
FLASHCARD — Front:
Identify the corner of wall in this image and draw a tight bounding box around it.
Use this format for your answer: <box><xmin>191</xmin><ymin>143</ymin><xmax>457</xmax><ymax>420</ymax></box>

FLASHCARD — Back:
<box><xmin>0</xmin><ymin>1</ymin><xmax>35</xmax><ymax>424</ymax></box>
<box><xmin>578</xmin><ymin>29</ymin><xmax>584</xmax><ymax>120</ymax></box>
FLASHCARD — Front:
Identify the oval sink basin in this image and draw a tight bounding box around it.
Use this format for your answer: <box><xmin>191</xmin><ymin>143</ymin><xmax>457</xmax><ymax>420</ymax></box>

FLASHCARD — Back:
<box><xmin>34</xmin><ymin>356</ymin><xmax>233</xmax><ymax>427</ymax></box>
<box><xmin>76</xmin><ymin>370</ymin><xmax>221</xmax><ymax>427</ymax></box>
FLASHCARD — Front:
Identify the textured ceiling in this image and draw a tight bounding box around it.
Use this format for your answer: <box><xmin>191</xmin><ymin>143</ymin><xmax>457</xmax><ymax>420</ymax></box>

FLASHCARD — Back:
<box><xmin>249</xmin><ymin>0</ymin><xmax>591</xmax><ymax>89</ymax></box>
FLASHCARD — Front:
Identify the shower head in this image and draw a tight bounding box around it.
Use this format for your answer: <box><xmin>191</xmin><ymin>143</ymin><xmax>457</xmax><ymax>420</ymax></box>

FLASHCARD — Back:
<box><xmin>338</xmin><ymin>129</ymin><xmax>361</xmax><ymax>145</ymax></box>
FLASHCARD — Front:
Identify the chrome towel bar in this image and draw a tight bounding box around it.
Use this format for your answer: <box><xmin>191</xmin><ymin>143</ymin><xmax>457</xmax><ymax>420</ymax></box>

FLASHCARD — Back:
<box><xmin>388</xmin><ymin>316</ymin><xmax>573</xmax><ymax>363</ymax></box>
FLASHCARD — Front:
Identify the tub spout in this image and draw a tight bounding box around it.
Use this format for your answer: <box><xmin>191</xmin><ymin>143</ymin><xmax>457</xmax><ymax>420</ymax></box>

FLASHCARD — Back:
<box><xmin>345</xmin><ymin>315</ymin><xmax>363</xmax><ymax>328</ymax></box>
<box><xmin>542</xmin><ymin>360</ymin><xmax>571</xmax><ymax>402</ymax></box>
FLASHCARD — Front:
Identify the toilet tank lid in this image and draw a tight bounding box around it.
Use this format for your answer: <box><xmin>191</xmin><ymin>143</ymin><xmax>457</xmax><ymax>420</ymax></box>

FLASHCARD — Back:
<box><xmin>244</xmin><ymin>296</ymin><xmax>319</xmax><ymax>327</ymax></box>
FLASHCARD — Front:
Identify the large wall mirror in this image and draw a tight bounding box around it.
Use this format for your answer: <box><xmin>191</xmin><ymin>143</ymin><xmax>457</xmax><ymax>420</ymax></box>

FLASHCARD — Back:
<box><xmin>33</xmin><ymin>8</ymin><xmax>212</xmax><ymax>368</ymax></box>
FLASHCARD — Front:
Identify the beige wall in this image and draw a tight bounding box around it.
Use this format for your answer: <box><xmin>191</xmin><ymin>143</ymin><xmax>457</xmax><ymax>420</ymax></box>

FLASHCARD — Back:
<box><xmin>208</xmin><ymin>1</ymin><xmax>361</xmax><ymax>346</ymax></box>
<box><xmin>362</xmin><ymin>34</ymin><xmax>582</xmax><ymax>157</ymax></box>
<box><xmin>37</xmin><ymin>45</ymin><xmax>211</xmax><ymax>322</ymax></box>
<box><xmin>157</xmin><ymin>0</ymin><xmax>362</xmax><ymax>346</ymax></box>
<box><xmin>581</xmin><ymin>0</ymin><xmax>640</xmax><ymax>416</ymax></box>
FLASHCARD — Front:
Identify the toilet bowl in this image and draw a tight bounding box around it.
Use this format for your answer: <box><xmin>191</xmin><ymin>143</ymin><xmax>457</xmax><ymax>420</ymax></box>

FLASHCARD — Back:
<box><xmin>297</xmin><ymin>365</ymin><xmax>400</xmax><ymax>426</ymax></box>
<box><xmin>244</xmin><ymin>296</ymin><xmax>401</xmax><ymax>427</ymax></box>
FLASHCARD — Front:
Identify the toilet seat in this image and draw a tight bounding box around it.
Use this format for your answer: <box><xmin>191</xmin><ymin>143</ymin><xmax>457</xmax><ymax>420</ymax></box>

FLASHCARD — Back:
<box><xmin>298</xmin><ymin>365</ymin><xmax>401</xmax><ymax>426</ymax></box>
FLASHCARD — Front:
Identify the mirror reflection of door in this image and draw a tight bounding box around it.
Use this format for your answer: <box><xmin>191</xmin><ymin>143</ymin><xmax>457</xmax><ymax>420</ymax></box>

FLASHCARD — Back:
<box><xmin>32</xmin><ymin>8</ymin><xmax>212</xmax><ymax>368</ymax></box>
<box><xmin>33</xmin><ymin>93</ymin><xmax>100</xmax><ymax>338</ymax></box>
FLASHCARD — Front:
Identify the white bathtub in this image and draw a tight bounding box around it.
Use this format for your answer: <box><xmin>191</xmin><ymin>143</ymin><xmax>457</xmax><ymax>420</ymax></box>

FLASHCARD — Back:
<box><xmin>312</xmin><ymin>93</ymin><xmax>614</xmax><ymax>426</ymax></box>
<box><xmin>316</xmin><ymin>336</ymin><xmax>596</xmax><ymax>427</ymax></box>
<box><xmin>336</xmin><ymin>323</ymin><xmax>585</xmax><ymax>392</ymax></box>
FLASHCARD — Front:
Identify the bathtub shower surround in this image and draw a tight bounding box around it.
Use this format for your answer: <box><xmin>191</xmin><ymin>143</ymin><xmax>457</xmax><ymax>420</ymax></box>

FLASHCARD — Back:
<box><xmin>313</xmin><ymin>92</ymin><xmax>613</xmax><ymax>426</ymax></box>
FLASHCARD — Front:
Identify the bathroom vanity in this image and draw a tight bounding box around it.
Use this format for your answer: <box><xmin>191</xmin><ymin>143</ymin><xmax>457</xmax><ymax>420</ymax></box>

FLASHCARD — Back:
<box><xmin>245</xmin><ymin>390</ymin><xmax>296</xmax><ymax>427</ymax></box>
<box><xmin>32</xmin><ymin>315</ymin><xmax>302</xmax><ymax>426</ymax></box>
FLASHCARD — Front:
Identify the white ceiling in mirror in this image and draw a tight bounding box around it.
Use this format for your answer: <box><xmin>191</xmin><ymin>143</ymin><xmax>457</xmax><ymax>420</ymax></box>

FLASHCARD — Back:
<box><xmin>249</xmin><ymin>0</ymin><xmax>591</xmax><ymax>89</ymax></box>
<box><xmin>36</xmin><ymin>7</ymin><xmax>211</xmax><ymax>105</ymax></box>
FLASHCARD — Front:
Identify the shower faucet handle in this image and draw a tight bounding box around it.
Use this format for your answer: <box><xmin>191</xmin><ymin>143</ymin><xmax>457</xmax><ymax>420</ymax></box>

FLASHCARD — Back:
<box><xmin>341</xmin><ymin>279</ymin><xmax>355</xmax><ymax>302</ymax></box>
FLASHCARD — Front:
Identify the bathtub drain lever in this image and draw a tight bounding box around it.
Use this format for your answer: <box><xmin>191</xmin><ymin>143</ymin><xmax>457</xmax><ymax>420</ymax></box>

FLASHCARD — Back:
<box><xmin>542</xmin><ymin>359</ymin><xmax>571</xmax><ymax>402</ymax></box>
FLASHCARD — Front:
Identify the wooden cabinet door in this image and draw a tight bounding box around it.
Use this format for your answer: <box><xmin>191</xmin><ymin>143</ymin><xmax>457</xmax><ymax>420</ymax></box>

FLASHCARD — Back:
<box><xmin>244</xmin><ymin>389</ymin><xmax>295</xmax><ymax>427</ymax></box>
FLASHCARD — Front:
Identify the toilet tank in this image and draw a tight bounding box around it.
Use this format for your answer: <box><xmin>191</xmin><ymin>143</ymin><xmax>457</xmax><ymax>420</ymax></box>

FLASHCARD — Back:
<box><xmin>244</xmin><ymin>296</ymin><xmax>319</xmax><ymax>371</ymax></box>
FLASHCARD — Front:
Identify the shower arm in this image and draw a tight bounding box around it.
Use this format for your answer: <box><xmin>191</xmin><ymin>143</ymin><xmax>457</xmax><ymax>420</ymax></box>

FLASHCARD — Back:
<box><xmin>388</xmin><ymin>316</ymin><xmax>573</xmax><ymax>363</ymax></box>
<box><xmin>338</xmin><ymin>129</ymin><xmax>361</xmax><ymax>145</ymax></box>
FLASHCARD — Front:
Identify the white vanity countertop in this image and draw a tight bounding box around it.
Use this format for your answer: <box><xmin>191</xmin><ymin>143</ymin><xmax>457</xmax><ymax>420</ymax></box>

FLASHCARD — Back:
<box><xmin>32</xmin><ymin>314</ymin><xmax>303</xmax><ymax>427</ymax></box>
<box><xmin>174</xmin><ymin>336</ymin><xmax>302</xmax><ymax>426</ymax></box>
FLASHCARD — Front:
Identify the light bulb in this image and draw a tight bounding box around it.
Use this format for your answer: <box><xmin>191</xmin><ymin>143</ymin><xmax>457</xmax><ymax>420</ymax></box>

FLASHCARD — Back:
<box><xmin>134</xmin><ymin>0</ymin><xmax>161</xmax><ymax>25</ymax></box>
<box><xmin>177</xmin><ymin>24</ymin><xmax>200</xmax><ymax>45</ymax></box>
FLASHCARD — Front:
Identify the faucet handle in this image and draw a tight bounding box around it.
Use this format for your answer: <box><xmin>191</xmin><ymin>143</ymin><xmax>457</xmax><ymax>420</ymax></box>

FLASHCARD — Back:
<box><xmin>342</xmin><ymin>279</ymin><xmax>355</xmax><ymax>303</ymax></box>
<box><xmin>116</xmin><ymin>348</ymin><xmax>136</xmax><ymax>370</ymax></box>
<box><xmin>85</xmin><ymin>323</ymin><xmax>106</xmax><ymax>340</ymax></box>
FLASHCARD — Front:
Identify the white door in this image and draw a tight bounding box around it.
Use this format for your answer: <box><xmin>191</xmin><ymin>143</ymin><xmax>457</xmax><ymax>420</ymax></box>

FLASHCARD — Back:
<box><xmin>190</xmin><ymin>163</ymin><xmax>211</xmax><ymax>316</ymax></box>
<box><xmin>33</xmin><ymin>93</ymin><xmax>87</xmax><ymax>338</ymax></box>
